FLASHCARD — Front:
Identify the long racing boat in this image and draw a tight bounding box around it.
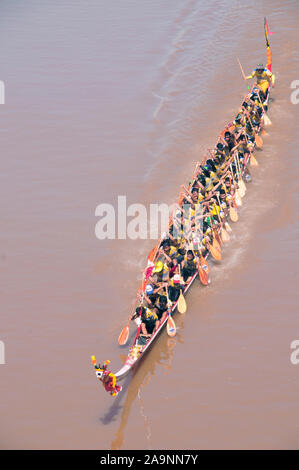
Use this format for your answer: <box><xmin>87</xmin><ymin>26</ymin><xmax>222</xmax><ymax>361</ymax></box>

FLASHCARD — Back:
<box><xmin>91</xmin><ymin>18</ymin><xmax>275</xmax><ymax>396</ymax></box>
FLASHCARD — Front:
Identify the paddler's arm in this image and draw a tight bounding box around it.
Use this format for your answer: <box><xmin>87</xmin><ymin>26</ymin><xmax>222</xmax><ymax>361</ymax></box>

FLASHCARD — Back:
<box><xmin>231</xmin><ymin>142</ymin><xmax>241</xmax><ymax>154</ymax></box>
<box><xmin>153</xmin><ymin>285</ymin><xmax>165</xmax><ymax>295</ymax></box>
<box><xmin>141</xmin><ymin>322</ymin><xmax>150</xmax><ymax>336</ymax></box>
<box><xmin>148</xmin><ymin>275</ymin><xmax>159</xmax><ymax>287</ymax></box>
<box><xmin>245</xmin><ymin>71</ymin><xmax>255</xmax><ymax>80</ymax></box>
<box><xmin>181</xmin><ymin>192</ymin><xmax>193</xmax><ymax>205</ymax></box>
<box><xmin>143</xmin><ymin>292</ymin><xmax>154</xmax><ymax>307</ymax></box>
<box><xmin>159</xmin><ymin>248</ymin><xmax>172</xmax><ymax>264</ymax></box>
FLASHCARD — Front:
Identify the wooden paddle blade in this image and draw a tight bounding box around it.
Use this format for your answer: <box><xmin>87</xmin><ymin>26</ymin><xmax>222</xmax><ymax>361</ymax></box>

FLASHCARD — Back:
<box><xmin>235</xmin><ymin>192</ymin><xmax>242</xmax><ymax>207</ymax></box>
<box><xmin>200</xmin><ymin>256</ymin><xmax>210</xmax><ymax>275</ymax></box>
<box><xmin>198</xmin><ymin>266</ymin><xmax>209</xmax><ymax>286</ymax></box>
<box><xmin>250</xmin><ymin>154</ymin><xmax>259</xmax><ymax>166</ymax></box>
<box><xmin>177</xmin><ymin>292</ymin><xmax>187</xmax><ymax>314</ymax></box>
<box><xmin>255</xmin><ymin>134</ymin><xmax>263</xmax><ymax>148</ymax></box>
<box><xmin>238</xmin><ymin>186</ymin><xmax>246</xmax><ymax>198</ymax></box>
<box><xmin>118</xmin><ymin>325</ymin><xmax>129</xmax><ymax>346</ymax></box>
<box><xmin>213</xmin><ymin>236</ymin><xmax>221</xmax><ymax>252</ymax></box>
<box><xmin>213</xmin><ymin>230</ymin><xmax>222</xmax><ymax>248</ymax></box>
<box><xmin>208</xmin><ymin>243</ymin><xmax>222</xmax><ymax>261</ymax></box>
<box><xmin>147</xmin><ymin>241</ymin><xmax>159</xmax><ymax>262</ymax></box>
<box><xmin>167</xmin><ymin>316</ymin><xmax>176</xmax><ymax>337</ymax></box>
<box><xmin>221</xmin><ymin>227</ymin><xmax>230</xmax><ymax>243</ymax></box>
<box><xmin>263</xmin><ymin>114</ymin><xmax>272</xmax><ymax>126</ymax></box>
<box><xmin>229</xmin><ymin>206</ymin><xmax>239</xmax><ymax>222</ymax></box>
<box><xmin>224</xmin><ymin>221</ymin><xmax>232</xmax><ymax>233</ymax></box>
<box><xmin>239</xmin><ymin>179</ymin><xmax>246</xmax><ymax>194</ymax></box>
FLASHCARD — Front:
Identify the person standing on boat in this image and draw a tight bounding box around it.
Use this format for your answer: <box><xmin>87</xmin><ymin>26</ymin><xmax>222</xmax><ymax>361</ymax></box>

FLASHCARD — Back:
<box><xmin>246</xmin><ymin>63</ymin><xmax>272</xmax><ymax>100</ymax></box>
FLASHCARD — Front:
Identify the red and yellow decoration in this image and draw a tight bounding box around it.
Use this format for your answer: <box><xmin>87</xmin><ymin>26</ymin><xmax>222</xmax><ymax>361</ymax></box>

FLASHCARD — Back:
<box><xmin>91</xmin><ymin>356</ymin><xmax>122</xmax><ymax>397</ymax></box>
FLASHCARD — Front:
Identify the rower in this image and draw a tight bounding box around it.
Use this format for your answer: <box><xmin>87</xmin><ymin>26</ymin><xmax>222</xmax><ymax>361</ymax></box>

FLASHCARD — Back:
<box><xmin>140</xmin><ymin>306</ymin><xmax>160</xmax><ymax>338</ymax></box>
<box><xmin>155</xmin><ymin>295</ymin><xmax>168</xmax><ymax>321</ymax></box>
<box><xmin>215</xmin><ymin>142</ymin><xmax>226</xmax><ymax>163</ymax></box>
<box><xmin>168</xmin><ymin>273</ymin><xmax>184</xmax><ymax>302</ymax></box>
<box><xmin>246</xmin><ymin>63</ymin><xmax>272</xmax><ymax>100</ymax></box>
<box><xmin>160</xmin><ymin>239</ymin><xmax>177</xmax><ymax>259</ymax></box>
<box><xmin>181</xmin><ymin>250</ymin><xmax>198</xmax><ymax>284</ymax></box>
<box><xmin>233</xmin><ymin>113</ymin><xmax>245</xmax><ymax>140</ymax></box>
<box><xmin>144</xmin><ymin>284</ymin><xmax>159</xmax><ymax>307</ymax></box>
<box><xmin>222</xmin><ymin>131</ymin><xmax>237</xmax><ymax>153</ymax></box>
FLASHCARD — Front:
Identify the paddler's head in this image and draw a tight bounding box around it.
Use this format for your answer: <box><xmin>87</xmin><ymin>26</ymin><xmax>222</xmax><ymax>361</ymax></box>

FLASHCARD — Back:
<box><xmin>256</xmin><ymin>63</ymin><xmax>264</xmax><ymax>72</ymax></box>
<box><xmin>206</xmin><ymin>159</ymin><xmax>217</xmax><ymax>172</ymax></box>
<box><xmin>161</xmin><ymin>239</ymin><xmax>171</xmax><ymax>254</ymax></box>
<box><xmin>202</xmin><ymin>165</ymin><xmax>211</xmax><ymax>178</ymax></box>
<box><xmin>145</xmin><ymin>284</ymin><xmax>154</xmax><ymax>295</ymax></box>
<box><xmin>234</xmin><ymin>113</ymin><xmax>242</xmax><ymax>125</ymax></box>
<box><xmin>186</xmin><ymin>250</ymin><xmax>194</xmax><ymax>261</ymax></box>
<box><xmin>220</xmin><ymin>189</ymin><xmax>226</xmax><ymax>200</ymax></box>
<box><xmin>246</xmin><ymin>121</ymin><xmax>253</xmax><ymax>133</ymax></box>
<box><xmin>191</xmin><ymin>187</ymin><xmax>199</xmax><ymax>202</ymax></box>
<box><xmin>197</xmin><ymin>174</ymin><xmax>206</xmax><ymax>186</ymax></box>
<box><xmin>224</xmin><ymin>131</ymin><xmax>231</xmax><ymax>142</ymax></box>
<box><xmin>159</xmin><ymin>295</ymin><xmax>167</xmax><ymax>307</ymax></box>
<box><xmin>136</xmin><ymin>306</ymin><xmax>146</xmax><ymax>317</ymax></box>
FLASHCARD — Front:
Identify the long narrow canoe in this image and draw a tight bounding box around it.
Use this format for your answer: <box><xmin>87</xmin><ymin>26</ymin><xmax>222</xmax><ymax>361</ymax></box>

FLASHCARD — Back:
<box><xmin>94</xmin><ymin>20</ymin><xmax>274</xmax><ymax>388</ymax></box>
<box><xmin>114</xmin><ymin>81</ymin><xmax>272</xmax><ymax>381</ymax></box>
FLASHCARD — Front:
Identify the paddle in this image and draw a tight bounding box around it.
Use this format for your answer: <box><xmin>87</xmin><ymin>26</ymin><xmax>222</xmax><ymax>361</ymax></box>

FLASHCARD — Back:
<box><xmin>228</xmin><ymin>174</ymin><xmax>239</xmax><ymax>222</ymax></box>
<box><xmin>215</xmin><ymin>193</ymin><xmax>230</xmax><ymax>243</ymax></box>
<box><xmin>212</xmin><ymin>201</ymin><xmax>229</xmax><ymax>243</ymax></box>
<box><xmin>177</xmin><ymin>265</ymin><xmax>187</xmax><ymax>313</ymax></box>
<box><xmin>208</xmin><ymin>210</ymin><xmax>222</xmax><ymax>249</ymax></box>
<box><xmin>230</xmin><ymin>164</ymin><xmax>242</xmax><ymax>207</ymax></box>
<box><xmin>198</xmin><ymin>257</ymin><xmax>209</xmax><ymax>285</ymax></box>
<box><xmin>118</xmin><ymin>300</ymin><xmax>137</xmax><ymax>346</ymax></box>
<box><xmin>250</xmin><ymin>153</ymin><xmax>259</xmax><ymax>166</ymax></box>
<box><xmin>234</xmin><ymin>154</ymin><xmax>246</xmax><ymax>197</ymax></box>
<box><xmin>188</xmin><ymin>236</ymin><xmax>209</xmax><ymax>286</ymax></box>
<box><xmin>237</xmin><ymin>57</ymin><xmax>250</xmax><ymax>91</ymax></box>
<box><xmin>118</xmin><ymin>317</ymin><xmax>131</xmax><ymax>346</ymax></box>
<box><xmin>200</xmin><ymin>253</ymin><xmax>210</xmax><ymax>275</ymax></box>
<box><xmin>244</xmin><ymin>132</ymin><xmax>259</xmax><ymax>167</ymax></box>
<box><xmin>205</xmin><ymin>215</ymin><xmax>222</xmax><ymax>260</ymax></box>
<box><xmin>207</xmin><ymin>241</ymin><xmax>222</xmax><ymax>261</ymax></box>
<box><xmin>256</xmin><ymin>90</ymin><xmax>272</xmax><ymax>126</ymax></box>
<box><xmin>221</xmin><ymin>185</ymin><xmax>234</xmax><ymax>231</ymax></box>
<box><xmin>177</xmin><ymin>289</ymin><xmax>187</xmax><ymax>313</ymax></box>
<box><xmin>225</xmin><ymin>220</ymin><xmax>233</xmax><ymax>232</ymax></box>
<box><xmin>246</xmin><ymin>113</ymin><xmax>263</xmax><ymax>149</ymax></box>
<box><xmin>166</xmin><ymin>287</ymin><xmax>176</xmax><ymax>337</ymax></box>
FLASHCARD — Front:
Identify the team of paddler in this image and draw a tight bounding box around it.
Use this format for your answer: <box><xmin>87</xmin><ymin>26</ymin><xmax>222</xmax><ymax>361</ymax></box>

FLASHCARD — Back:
<box><xmin>92</xmin><ymin>18</ymin><xmax>274</xmax><ymax>397</ymax></box>
<box><xmin>121</xmin><ymin>63</ymin><xmax>273</xmax><ymax>345</ymax></box>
